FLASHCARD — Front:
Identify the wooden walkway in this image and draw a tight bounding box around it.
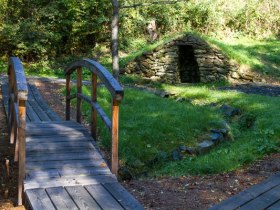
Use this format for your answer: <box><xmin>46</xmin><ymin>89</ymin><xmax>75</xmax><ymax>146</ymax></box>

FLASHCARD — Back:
<box><xmin>2</xmin><ymin>83</ymin><xmax>144</xmax><ymax>209</ymax></box>
<box><xmin>209</xmin><ymin>173</ymin><xmax>280</xmax><ymax>210</ymax></box>
<box><xmin>2</xmin><ymin>71</ymin><xmax>144</xmax><ymax>209</ymax></box>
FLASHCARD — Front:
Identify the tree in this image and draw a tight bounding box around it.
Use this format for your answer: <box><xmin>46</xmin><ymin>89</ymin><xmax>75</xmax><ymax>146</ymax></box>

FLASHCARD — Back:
<box><xmin>111</xmin><ymin>0</ymin><xmax>120</xmax><ymax>81</ymax></box>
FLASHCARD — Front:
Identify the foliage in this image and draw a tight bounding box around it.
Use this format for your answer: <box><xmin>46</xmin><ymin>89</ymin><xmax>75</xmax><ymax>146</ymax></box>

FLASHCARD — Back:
<box><xmin>0</xmin><ymin>0</ymin><xmax>111</xmax><ymax>60</ymax></box>
<box><xmin>0</xmin><ymin>0</ymin><xmax>279</xmax><ymax>61</ymax></box>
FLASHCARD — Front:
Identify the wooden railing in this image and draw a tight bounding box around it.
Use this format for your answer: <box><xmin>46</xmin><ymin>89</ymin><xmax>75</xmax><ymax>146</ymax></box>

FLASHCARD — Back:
<box><xmin>64</xmin><ymin>58</ymin><xmax>124</xmax><ymax>174</ymax></box>
<box><xmin>7</xmin><ymin>57</ymin><xmax>28</xmax><ymax>205</ymax></box>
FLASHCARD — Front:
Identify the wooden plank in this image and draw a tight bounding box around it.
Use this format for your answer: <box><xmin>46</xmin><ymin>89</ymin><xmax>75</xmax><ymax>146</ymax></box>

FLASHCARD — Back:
<box><xmin>26</xmin><ymin>141</ymin><xmax>95</xmax><ymax>152</ymax></box>
<box><xmin>26</xmin><ymin>127</ymin><xmax>88</xmax><ymax>136</ymax></box>
<box><xmin>209</xmin><ymin>173</ymin><xmax>280</xmax><ymax>210</ymax></box>
<box><xmin>104</xmin><ymin>182</ymin><xmax>145</xmax><ymax>210</ymax></box>
<box><xmin>66</xmin><ymin>186</ymin><xmax>101</xmax><ymax>210</ymax></box>
<box><xmin>25</xmin><ymin>188</ymin><xmax>56</xmax><ymax>210</ymax></box>
<box><xmin>28</xmin><ymin>84</ymin><xmax>61</xmax><ymax>121</ymax></box>
<box><xmin>24</xmin><ymin>175</ymin><xmax>117</xmax><ymax>189</ymax></box>
<box><xmin>27</xmin><ymin>133</ymin><xmax>90</xmax><ymax>141</ymax></box>
<box><xmin>239</xmin><ymin>185</ymin><xmax>280</xmax><ymax>209</ymax></box>
<box><xmin>46</xmin><ymin>187</ymin><xmax>79</xmax><ymax>210</ymax></box>
<box><xmin>26</xmin><ymin>101</ymin><xmax>41</xmax><ymax>122</ymax></box>
<box><xmin>26</xmin><ymin>169</ymin><xmax>61</xmax><ymax>179</ymax></box>
<box><xmin>26</xmin><ymin>135</ymin><xmax>92</xmax><ymax>143</ymax></box>
<box><xmin>26</xmin><ymin>159</ymin><xmax>108</xmax><ymax>170</ymax></box>
<box><xmin>267</xmin><ymin>200</ymin><xmax>280</xmax><ymax>210</ymax></box>
<box><xmin>86</xmin><ymin>184</ymin><xmax>124</xmax><ymax>210</ymax></box>
<box><xmin>26</xmin><ymin>151</ymin><xmax>102</xmax><ymax>162</ymax></box>
<box><xmin>26</xmin><ymin>148</ymin><xmax>95</xmax><ymax>157</ymax></box>
<box><xmin>28</xmin><ymin>99</ymin><xmax>52</xmax><ymax>121</ymax></box>
<box><xmin>27</xmin><ymin>120</ymin><xmax>83</xmax><ymax>127</ymax></box>
<box><xmin>26</xmin><ymin>167</ymin><xmax>111</xmax><ymax>179</ymax></box>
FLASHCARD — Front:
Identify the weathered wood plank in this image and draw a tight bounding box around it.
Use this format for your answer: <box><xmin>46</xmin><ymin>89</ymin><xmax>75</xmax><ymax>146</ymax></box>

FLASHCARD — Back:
<box><xmin>24</xmin><ymin>175</ymin><xmax>117</xmax><ymax>189</ymax></box>
<box><xmin>28</xmin><ymin>84</ymin><xmax>61</xmax><ymax>121</ymax></box>
<box><xmin>267</xmin><ymin>200</ymin><xmax>280</xmax><ymax>210</ymax></box>
<box><xmin>26</xmin><ymin>148</ymin><xmax>96</xmax><ymax>157</ymax></box>
<box><xmin>66</xmin><ymin>186</ymin><xmax>101</xmax><ymax>210</ymax></box>
<box><xmin>26</xmin><ymin>167</ymin><xmax>111</xmax><ymax>179</ymax></box>
<box><xmin>104</xmin><ymin>182</ymin><xmax>145</xmax><ymax>210</ymax></box>
<box><xmin>26</xmin><ymin>159</ymin><xmax>107</xmax><ymax>170</ymax></box>
<box><xmin>46</xmin><ymin>187</ymin><xmax>79</xmax><ymax>210</ymax></box>
<box><xmin>209</xmin><ymin>173</ymin><xmax>280</xmax><ymax>210</ymax></box>
<box><xmin>26</xmin><ymin>169</ymin><xmax>61</xmax><ymax>179</ymax></box>
<box><xmin>86</xmin><ymin>184</ymin><xmax>124</xmax><ymax>210</ymax></box>
<box><xmin>28</xmin><ymin>99</ymin><xmax>52</xmax><ymax>121</ymax></box>
<box><xmin>26</xmin><ymin>135</ymin><xmax>91</xmax><ymax>143</ymax></box>
<box><xmin>26</xmin><ymin>126</ymin><xmax>89</xmax><ymax>135</ymax></box>
<box><xmin>239</xmin><ymin>185</ymin><xmax>280</xmax><ymax>210</ymax></box>
<box><xmin>25</xmin><ymin>188</ymin><xmax>56</xmax><ymax>210</ymax></box>
<box><xmin>26</xmin><ymin>142</ymin><xmax>95</xmax><ymax>153</ymax></box>
<box><xmin>26</xmin><ymin>101</ymin><xmax>41</xmax><ymax>122</ymax></box>
<box><xmin>26</xmin><ymin>151</ymin><xmax>102</xmax><ymax>162</ymax></box>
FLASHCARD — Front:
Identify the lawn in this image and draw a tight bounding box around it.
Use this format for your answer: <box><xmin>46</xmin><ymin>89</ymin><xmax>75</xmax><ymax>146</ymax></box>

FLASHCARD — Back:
<box><xmin>76</xmin><ymin>83</ymin><xmax>280</xmax><ymax>177</ymax></box>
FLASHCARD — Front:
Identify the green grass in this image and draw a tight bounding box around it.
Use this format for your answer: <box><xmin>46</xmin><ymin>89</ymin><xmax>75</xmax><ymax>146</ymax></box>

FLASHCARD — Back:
<box><xmin>205</xmin><ymin>36</ymin><xmax>280</xmax><ymax>80</ymax></box>
<box><xmin>155</xmin><ymin>84</ymin><xmax>280</xmax><ymax>175</ymax></box>
<box><xmin>75</xmin><ymin>83</ymin><xmax>280</xmax><ymax>177</ymax></box>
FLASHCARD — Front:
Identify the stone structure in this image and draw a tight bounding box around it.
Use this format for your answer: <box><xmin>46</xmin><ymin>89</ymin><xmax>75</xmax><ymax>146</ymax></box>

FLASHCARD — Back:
<box><xmin>123</xmin><ymin>33</ymin><xmax>256</xmax><ymax>83</ymax></box>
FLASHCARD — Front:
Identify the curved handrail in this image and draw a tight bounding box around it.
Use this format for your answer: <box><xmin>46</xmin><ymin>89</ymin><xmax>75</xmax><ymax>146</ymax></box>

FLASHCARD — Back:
<box><xmin>7</xmin><ymin>57</ymin><xmax>28</xmax><ymax>206</ymax></box>
<box><xmin>65</xmin><ymin>58</ymin><xmax>124</xmax><ymax>101</ymax></box>
<box><xmin>64</xmin><ymin>58</ymin><xmax>124</xmax><ymax>175</ymax></box>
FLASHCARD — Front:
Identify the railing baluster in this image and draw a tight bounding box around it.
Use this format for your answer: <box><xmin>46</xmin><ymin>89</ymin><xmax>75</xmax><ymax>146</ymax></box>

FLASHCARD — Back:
<box><xmin>111</xmin><ymin>99</ymin><xmax>119</xmax><ymax>174</ymax></box>
<box><xmin>76</xmin><ymin>67</ymin><xmax>82</xmax><ymax>123</ymax></box>
<box><xmin>91</xmin><ymin>74</ymin><xmax>97</xmax><ymax>139</ymax></box>
<box><xmin>66</xmin><ymin>74</ymin><xmax>71</xmax><ymax>120</ymax></box>
<box><xmin>18</xmin><ymin>99</ymin><xmax>27</xmax><ymax>206</ymax></box>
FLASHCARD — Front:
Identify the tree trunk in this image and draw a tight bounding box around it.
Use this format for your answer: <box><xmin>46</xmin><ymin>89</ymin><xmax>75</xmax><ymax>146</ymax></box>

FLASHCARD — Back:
<box><xmin>111</xmin><ymin>0</ymin><xmax>120</xmax><ymax>81</ymax></box>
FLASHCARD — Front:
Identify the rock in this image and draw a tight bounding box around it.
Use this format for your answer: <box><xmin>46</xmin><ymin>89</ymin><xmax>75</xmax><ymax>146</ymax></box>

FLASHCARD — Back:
<box><xmin>176</xmin><ymin>97</ymin><xmax>185</xmax><ymax>102</ymax></box>
<box><xmin>210</xmin><ymin>132</ymin><xmax>224</xmax><ymax>143</ymax></box>
<box><xmin>220</xmin><ymin>104</ymin><xmax>240</xmax><ymax>117</ymax></box>
<box><xmin>172</xmin><ymin>149</ymin><xmax>182</xmax><ymax>161</ymax></box>
<box><xmin>198</xmin><ymin>140</ymin><xmax>214</xmax><ymax>154</ymax></box>
<box><xmin>118</xmin><ymin>167</ymin><xmax>133</xmax><ymax>181</ymax></box>
<box><xmin>211</xmin><ymin>128</ymin><xmax>228</xmax><ymax>135</ymax></box>
<box><xmin>178</xmin><ymin>145</ymin><xmax>195</xmax><ymax>155</ymax></box>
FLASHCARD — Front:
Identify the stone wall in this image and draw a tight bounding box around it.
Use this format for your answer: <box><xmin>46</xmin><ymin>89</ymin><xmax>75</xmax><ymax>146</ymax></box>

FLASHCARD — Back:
<box><xmin>123</xmin><ymin>33</ymin><xmax>256</xmax><ymax>83</ymax></box>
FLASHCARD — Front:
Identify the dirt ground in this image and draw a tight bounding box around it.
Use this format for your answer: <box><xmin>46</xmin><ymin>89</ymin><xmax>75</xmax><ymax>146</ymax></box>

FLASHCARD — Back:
<box><xmin>1</xmin><ymin>79</ymin><xmax>280</xmax><ymax>210</ymax></box>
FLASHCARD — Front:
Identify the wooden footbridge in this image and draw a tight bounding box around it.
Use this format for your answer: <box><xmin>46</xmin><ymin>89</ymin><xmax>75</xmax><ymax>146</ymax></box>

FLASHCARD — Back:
<box><xmin>2</xmin><ymin>57</ymin><xmax>144</xmax><ymax>209</ymax></box>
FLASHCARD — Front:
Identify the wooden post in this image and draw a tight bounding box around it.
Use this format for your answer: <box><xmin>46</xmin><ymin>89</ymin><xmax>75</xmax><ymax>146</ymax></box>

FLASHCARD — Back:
<box><xmin>18</xmin><ymin>99</ymin><xmax>26</xmax><ymax>206</ymax></box>
<box><xmin>66</xmin><ymin>74</ymin><xmax>71</xmax><ymax>120</ymax></box>
<box><xmin>76</xmin><ymin>67</ymin><xmax>82</xmax><ymax>123</ymax></box>
<box><xmin>91</xmin><ymin>74</ymin><xmax>97</xmax><ymax>140</ymax></box>
<box><xmin>111</xmin><ymin>99</ymin><xmax>119</xmax><ymax>174</ymax></box>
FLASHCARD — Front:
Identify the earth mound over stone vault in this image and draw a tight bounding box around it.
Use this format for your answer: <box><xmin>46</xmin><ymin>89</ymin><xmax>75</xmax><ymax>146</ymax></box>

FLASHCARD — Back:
<box><xmin>123</xmin><ymin>33</ymin><xmax>255</xmax><ymax>83</ymax></box>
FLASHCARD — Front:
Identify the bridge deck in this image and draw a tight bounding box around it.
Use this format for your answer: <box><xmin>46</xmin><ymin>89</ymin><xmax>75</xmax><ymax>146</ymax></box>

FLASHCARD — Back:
<box><xmin>1</xmin><ymin>82</ymin><xmax>144</xmax><ymax>210</ymax></box>
<box><xmin>209</xmin><ymin>173</ymin><xmax>280</xmax><ymax>210</ymax></box>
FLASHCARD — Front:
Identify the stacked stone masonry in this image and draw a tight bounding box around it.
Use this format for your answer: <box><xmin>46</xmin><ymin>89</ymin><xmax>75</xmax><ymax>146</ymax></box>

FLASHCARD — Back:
<box><xmin>123</xmin><ymin>33</ymin><xmax>256</xmax><ymax>83</ymax></box>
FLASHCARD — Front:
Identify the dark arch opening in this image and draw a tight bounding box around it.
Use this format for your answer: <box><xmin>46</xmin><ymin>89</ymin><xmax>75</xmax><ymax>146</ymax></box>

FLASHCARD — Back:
<box><xmin>178</xmin><ymin>45</ymin><xmax>200</xmax><ymax>83</ymax></box>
